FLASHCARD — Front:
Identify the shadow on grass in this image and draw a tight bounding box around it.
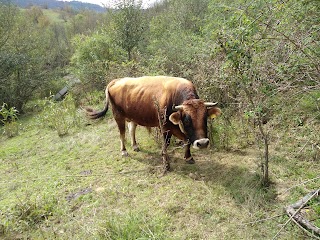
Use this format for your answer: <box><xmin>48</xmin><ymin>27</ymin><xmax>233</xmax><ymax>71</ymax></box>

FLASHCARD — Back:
<box><xmin>130</xmin><ymin>147</ymin><xmax>277</xmax><ymax>207</ymax></box>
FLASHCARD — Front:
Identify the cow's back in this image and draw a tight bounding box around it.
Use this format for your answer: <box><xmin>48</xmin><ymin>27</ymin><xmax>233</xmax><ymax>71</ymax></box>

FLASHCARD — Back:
<box><xmin>107</xmin><ymin>76</ymin><xmax>196</xmax><ymax>127</ymax></box>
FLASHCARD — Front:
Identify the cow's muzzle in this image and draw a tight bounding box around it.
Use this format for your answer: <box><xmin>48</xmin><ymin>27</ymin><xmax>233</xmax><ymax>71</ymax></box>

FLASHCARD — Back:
<box><xmin>193</xmin><ymin>138</ymin><xmax>209</xmax><ymax>149</ymax></box>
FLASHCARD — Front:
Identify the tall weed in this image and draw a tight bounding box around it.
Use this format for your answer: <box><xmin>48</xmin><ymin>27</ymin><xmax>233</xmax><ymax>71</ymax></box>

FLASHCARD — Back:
<box><xmin>0</xmin><ymin>103</ymin><xmax>19</xmax><ymax>138</ymax></box>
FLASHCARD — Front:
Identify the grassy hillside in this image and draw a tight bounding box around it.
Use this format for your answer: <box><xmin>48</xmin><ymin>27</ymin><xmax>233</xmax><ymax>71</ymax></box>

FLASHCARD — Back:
<box><xmin>0</xmin><ymin>106</ymin><xmax>319</xmax><ymax>239</ymax></box>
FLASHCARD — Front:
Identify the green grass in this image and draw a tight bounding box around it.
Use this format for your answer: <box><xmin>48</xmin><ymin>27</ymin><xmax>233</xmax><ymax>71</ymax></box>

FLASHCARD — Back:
<box><xmin>42</xmin><ymin>9</ymin><xmax>66</xmax><ymax>24</ymax></box>
<box><xmin>308</xmin><ymin>196</ymin><xmax>320</xmax><ymax>228</ymax></box>
<box><xmin>0</xmin><ymin>112</ymin><xmax>319</xmax><ymax>239</ymax></box>
<box><xmin>20</xmin><ymin>8</ymin><xmax>67</xmax><ymax>24</ymax></box>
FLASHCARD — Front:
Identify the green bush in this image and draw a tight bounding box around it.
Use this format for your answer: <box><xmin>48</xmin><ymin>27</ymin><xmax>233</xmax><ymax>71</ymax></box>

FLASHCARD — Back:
<box><xmin>209</xmin><ymin>108</ymin><xmax>254</xmax><ymax>151</ymax></box>
<box><xmin>71</xmin><ymin>32</ymin><xmax>125</xmax><ymax>90</ymax></box>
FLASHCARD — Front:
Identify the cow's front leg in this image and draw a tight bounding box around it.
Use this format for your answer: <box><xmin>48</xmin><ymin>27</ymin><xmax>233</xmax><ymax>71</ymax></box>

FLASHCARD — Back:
<box><xmin>184</xmin><ymin>143</ymin><xmax>195</xmax><ymax>164</ymax></box>
<box><xmin>170</xmin><ymin>126</ymin><xmax>195</xmax><ymax>164</ymax></box>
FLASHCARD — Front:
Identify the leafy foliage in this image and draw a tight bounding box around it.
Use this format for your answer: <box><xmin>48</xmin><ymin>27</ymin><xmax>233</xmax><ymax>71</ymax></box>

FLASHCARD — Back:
<box><xmin>0</xmin><ymin>103</ymin><xmax>18</xmax><ymax>124</ymax></box>
<box><xmin>0</xmin><ymin>2</ymin><xmax>17</xmax><ymax>49</ymax></box>
<box><xmin>0</xmin><ymin>4</ymin><xmax>69</xmax><ymax>111</ymax></box>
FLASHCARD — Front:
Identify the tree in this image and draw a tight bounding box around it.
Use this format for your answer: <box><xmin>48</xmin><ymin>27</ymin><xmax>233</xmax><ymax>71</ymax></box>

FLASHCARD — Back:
<box><xmin>202</xmin><ymin>0</ymin><xmax>320</xmax><ymax>186</ymax></box>
<box><xmin>0</xmin><ymin>7</ymin><xmax>65</xmax><ymax>111</ymax></box>
<box><xmin>0</xmin><ymin>2</ymin><xmax>17</xmax><ymax>50</ymax></box>
<box><xmin>67</xmin><ymin>10</ymin><xmax>101</xmax><ymax>36</ymax></box>
<box><xmin>112</xmin><ymin>0</ymin><xmax>145</xmax><ymax>61</ymax></box>
<box><xmin>25</xmin><ymin>6</ymin><xmax>44</xmax><ymax>24</ymax></box>
<box><xmin>142</xmin><ymin>0</ymin><xmax>209</xmax><ymax>77</ymax></box>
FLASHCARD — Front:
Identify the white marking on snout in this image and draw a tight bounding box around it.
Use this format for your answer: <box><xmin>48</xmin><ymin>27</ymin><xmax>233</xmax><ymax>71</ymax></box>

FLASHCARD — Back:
<box><xmin>193</xmin><ymin>138</ymin><xmax>210</xmax><ymax>149</ymax></box>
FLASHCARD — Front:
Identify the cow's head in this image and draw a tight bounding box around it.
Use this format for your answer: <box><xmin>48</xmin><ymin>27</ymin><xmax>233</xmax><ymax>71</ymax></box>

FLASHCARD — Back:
<box><xmin>169</xmin><ymin>99</ymin><xmax>221</xmax><ymax>149</ymax></box>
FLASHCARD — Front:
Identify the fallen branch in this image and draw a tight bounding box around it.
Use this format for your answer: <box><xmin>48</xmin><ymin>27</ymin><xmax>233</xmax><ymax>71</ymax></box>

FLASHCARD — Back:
<box><xmin>284</xmin><ymin>190</ymin><xmax>320</xmax><ymax>238</ymax></box>
<box><xmin>273</xmin><ymin>189</ymin><xmax>320</xmax><ymax>239</ymax></box>
<box><xmin>288</xmin><ymin>214</ymin><xmax>320</xmax><ymax>240</ymax></box>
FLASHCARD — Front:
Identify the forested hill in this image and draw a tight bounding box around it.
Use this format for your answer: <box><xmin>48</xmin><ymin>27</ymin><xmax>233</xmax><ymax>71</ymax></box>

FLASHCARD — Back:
<box><xmin>10</xmin><ymin>0</ymin><xmax>105</xmax><ymax>12</ymax></box>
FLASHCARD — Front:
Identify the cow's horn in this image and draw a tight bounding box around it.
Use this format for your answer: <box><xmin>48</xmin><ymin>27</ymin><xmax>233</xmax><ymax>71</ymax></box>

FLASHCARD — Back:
<box><xmin>173</xmin><ymin>105</ymin><xmax>183</xmax><ymax>111</ymax></box>
<box><xmin>204</xmin><ymin>102</ymin><xmax>218</xmax><ymax>107</ymax></box>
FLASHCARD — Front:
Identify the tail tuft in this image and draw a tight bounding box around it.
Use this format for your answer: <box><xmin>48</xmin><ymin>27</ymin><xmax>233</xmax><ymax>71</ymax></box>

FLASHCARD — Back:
<box><xmin>84</xmin><ymin>104</ymin><xmax>108</xmax><ymax>119</ymax></box>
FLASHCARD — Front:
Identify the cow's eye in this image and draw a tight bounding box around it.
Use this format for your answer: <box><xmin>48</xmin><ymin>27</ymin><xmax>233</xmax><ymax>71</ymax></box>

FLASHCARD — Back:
<box><xmin>183</xmin><ymin>116</ymin><xmax>191</xmax><ymax>127</ymax></box>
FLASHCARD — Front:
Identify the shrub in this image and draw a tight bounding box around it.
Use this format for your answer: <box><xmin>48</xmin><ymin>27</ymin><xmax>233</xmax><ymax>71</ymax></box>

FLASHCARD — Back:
<box><xmin>71</xmin><ymin>32</ymin><xmax>125</xmax><ymax>90</ymax></box>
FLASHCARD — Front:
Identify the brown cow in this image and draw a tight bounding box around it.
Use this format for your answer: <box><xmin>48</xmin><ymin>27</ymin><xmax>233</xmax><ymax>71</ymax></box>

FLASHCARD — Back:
<box><xmin>86</xmin><ymin>76</ymin><xmax>221</xmax><ymax>170</ymax></box>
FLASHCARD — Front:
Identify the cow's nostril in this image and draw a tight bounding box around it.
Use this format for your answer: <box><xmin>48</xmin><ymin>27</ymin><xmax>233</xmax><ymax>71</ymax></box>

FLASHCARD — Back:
<box><xmin>197</xmin><ymin>142</ymin><xmax>202</xmax><ymax>147</ymax></box>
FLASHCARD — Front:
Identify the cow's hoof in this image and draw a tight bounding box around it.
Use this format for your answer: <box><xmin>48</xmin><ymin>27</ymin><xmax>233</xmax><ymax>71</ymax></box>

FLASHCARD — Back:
<box><xmin>165</xmin><ymin>163</ymin><xmax>171</xmax><ymax>171</ymax></box>
<box><xmin>121</xmin><ymin>150</ymin><xmax>129</xmax><ymax>157</ymax></box>
<box><xmin>186</xmin><ymin>158</ymin><xmax>195</xmax><ymax>164</ymax></box>
<box><xmin>133</xmin><ymin>145</ymin><xmax>140</xmax><ymax>152</ymax></box>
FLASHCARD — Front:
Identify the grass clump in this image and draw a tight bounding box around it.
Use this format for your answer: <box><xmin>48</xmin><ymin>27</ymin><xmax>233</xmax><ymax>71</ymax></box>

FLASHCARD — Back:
<box><xmin>1</xmin><ymin>193</ymin><xmax>60</xmax><ymax>235</ymax></box>
<box><xmin>98</xmin><ymin>210</ymin><xmax>169</xmax><ymax>240</ymax></box>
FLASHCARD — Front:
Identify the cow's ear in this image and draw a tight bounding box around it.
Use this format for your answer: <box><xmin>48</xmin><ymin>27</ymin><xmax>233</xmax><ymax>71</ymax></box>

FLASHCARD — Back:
<box><xmin>207</xmin><ymin>107</ymin><xmax>221</xmax><ymax>120</ymax></box>
<box><xmin>169</xmin><ymin>112</ymin><xmax>181</xmax><ymax>125</ymax></box>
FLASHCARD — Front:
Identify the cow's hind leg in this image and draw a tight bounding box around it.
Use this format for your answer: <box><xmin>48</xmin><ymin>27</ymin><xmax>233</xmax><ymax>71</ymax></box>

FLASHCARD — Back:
<box><xmin>128</xmin><ymin>122</ymin><xmax>139</xmax><ymax>152</ymax></box>
<box><xmin>115</xmin><ymin>118</ymin><xmax>128</xmax><ymax>156</ymax></box>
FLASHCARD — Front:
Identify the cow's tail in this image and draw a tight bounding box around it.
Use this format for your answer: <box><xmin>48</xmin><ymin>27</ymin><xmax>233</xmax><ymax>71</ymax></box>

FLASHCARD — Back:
<box><xmin>85</xmin><ymin>94</ymin><xmax>109</xmax><ymax>120</ymax></box>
